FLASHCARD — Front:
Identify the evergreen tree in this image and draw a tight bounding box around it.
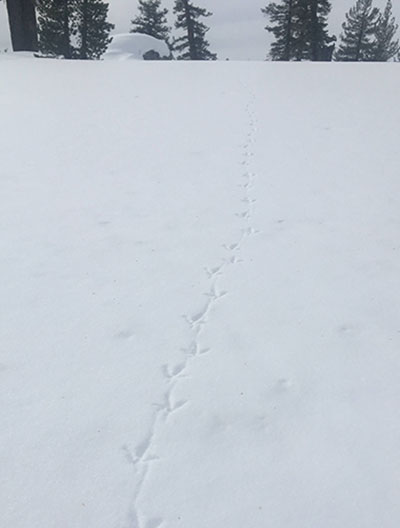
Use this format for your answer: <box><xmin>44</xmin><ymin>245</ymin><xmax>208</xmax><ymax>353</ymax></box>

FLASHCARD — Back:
<box><xmin>262</xmin><ymin>0</ymin><xmax>298</xmax><ymax>61</ymax></box>
<box><xmin>37</xmin><ymin>0</ymin><xmax>114</xmax><ymax>59</ymax></box>
<box><xmin>262</xmin><ymin>0</ymin><xmax>335</xmax><ymax>61</ymax></box>
<box><xmin>335</xmin><ymin>0</ymin><xmax>379</xmax><ymax>61</ymax></box>
<box><xmin>371</xmin><ymin>0</ymin><xmax>399</xmax><ymax>61</ymax></box>
<box><xmin>173</xmin><ymin>0</ymin><xmax>217</xmax><ymax>60</ymax></box>
<box><xmin>75</xmin><ymin>0</ymin><xmax>114</xmax><ymax>59</ymax></box>
<box><xmin>301</xmin><ymin>0</ymin><xmax>335</xmax><ymax>61</ymax></box>
<box><xmin>37</xmin><ymin>0</ymin><xmax>74</xmax><ymax>59</ymax></box>
<box><xmin>131</xmin><ymin>0</ymin><xmax>170</xmax><ymax>42</ymax></box>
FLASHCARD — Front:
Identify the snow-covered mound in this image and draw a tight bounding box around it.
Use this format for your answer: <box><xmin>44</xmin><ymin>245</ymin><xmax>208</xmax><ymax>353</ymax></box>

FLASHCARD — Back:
<box><xmin>103</xmin><ymin>33</ymin><xmax>171</xmax><ymax>61</ymax></box>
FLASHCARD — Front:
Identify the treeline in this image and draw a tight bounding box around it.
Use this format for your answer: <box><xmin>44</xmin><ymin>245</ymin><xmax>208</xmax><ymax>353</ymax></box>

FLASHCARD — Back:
<box><xmin>5</xmin><ymin>0</ymin><xmax>216</xmax><ymax>60</ymax></box>
<box><xmin>132</xmin><ymin>0</ymin><xmax>216</xmax><ymax>59</ymax></box>
<box><xmin>263</xmin><ymin>0</ymin><xmax>399</xmax><ymax>61</ymax></box>
<box><xmin>5</xmin><ymin>0</ymin><xmax>400</xmax><ymax>61</ymax></box>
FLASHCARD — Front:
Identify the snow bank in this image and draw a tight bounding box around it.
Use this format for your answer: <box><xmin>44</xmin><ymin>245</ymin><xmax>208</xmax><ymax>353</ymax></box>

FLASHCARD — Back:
<box><xmin>103</xmin><ymin>32</ymin><xmax>171</xmax><ymax>61</ymax></box>
<box><xmin>0</xmin><ymin>51</ymin><xmax>36</xmax><ymax>60</ymax></box>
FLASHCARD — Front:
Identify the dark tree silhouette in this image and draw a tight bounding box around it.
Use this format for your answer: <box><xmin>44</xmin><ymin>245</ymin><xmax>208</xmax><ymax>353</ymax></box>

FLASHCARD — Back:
<box><xmin>372</xmin><ymin>0</ymin><xmax>399</xmax><ymax>61</ymax></box>
<box><xmin>37</xmin><ymin>0</ymin><xmax>73</xmax><ymax>58</ymax></box>
<box><xmin>335</xmin><ymin>0</ymin><xmax>379</xmax><ymax>61</ymax></box>
<box><xmin>75</xmin><ymin>0</ymin><xmax>114</xmax><ymax>59</ymax></box>
<box><xmin>173</xmin><ymin>0</ymin><xmax>216</xmax><ymax>60</ymax></box>
<box><xmin>37</xmin><ymin>0</ymin><xmax>114</xmax><ymax>59</ymax></box>
<box><xmin>262</xmin><ymin>0</ymin><xmax>335</xmax><ymax>61</ymax></box>
<box><xmin>6</xmin><ymin>0</ymin><xmax>38</xmax><ymax>52</ymax></box>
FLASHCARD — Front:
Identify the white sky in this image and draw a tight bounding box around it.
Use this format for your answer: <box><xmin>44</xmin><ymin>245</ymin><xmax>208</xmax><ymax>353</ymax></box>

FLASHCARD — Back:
<box><xmin>0</xmin><ymin>0</ymin><xmax>398</xmax><ymax>59</ymax></box>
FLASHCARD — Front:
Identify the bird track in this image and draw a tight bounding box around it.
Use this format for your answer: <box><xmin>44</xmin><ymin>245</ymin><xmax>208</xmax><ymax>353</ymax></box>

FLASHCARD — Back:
<box><xmin>122</xmin><ymin>89</ymin><xmax>259</xmax><ymax>528</ymax></box>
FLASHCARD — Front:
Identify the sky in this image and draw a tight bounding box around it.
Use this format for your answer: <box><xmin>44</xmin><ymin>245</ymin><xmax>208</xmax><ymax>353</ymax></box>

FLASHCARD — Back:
<box><xmin>0</xmin><ymin>0</ymin><xmax>398</xmax><ymax>60</ymax></box>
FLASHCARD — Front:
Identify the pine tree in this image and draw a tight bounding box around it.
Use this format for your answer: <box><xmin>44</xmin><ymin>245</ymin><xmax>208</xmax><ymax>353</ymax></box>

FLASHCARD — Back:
<box><xmin>37</xmin><ymin>0</ymin><xmax>114</xmax><ymax>59</ymax></box>
<box><xmin>335</xmin><ymin>0</ymin><xmax>380</xmax><ymax>61</ymax></box>
<box><xmin>303</xmin><ymin>0</ymin><xmax>335</xmax><ymax>61</ymax></box>
<box><xmin>262</xmin><ymin>0</ymin><xmax>335</xmax><ymax>61</ymax></box>
<box><xmin>37</xmin><ymin>0</ymin><xmax>74</xmax><ymax>58</ymax></box>
<box><xmin>75</xmin><ymin>0</ymin><xmax>114</xmax><ymax>59</ymax></box>
<box><xmin>173</xmin><ymin>0</ymin><xmax>217</xmax><ymax>60</ymax></box>
<box><xmin>371</xmin><ymin>0</ymin><xmax>399</xmax><ymax>61</ymax></box>
<box><xmin>131</xmin><ymin>0</ymin><xmax>170</xmax><ymax>42</ymax></box>
<box><xmin>262</xmin><ymin>0</ymin><xmax>298</xmax><ymax>61</ymax></box>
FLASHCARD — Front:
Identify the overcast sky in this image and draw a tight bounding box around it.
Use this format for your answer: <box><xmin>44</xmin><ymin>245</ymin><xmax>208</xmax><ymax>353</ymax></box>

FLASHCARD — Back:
<box><xmin>1</xmin><ymin>0</ymin><xmax>398</xmax><ymax>60</ymax></box>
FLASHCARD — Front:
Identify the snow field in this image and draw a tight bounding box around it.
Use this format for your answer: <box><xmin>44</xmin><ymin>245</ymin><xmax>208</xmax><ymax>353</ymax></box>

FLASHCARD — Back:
<box><xmin>1</xmin><ymin>60</ymin><xmax>400</xmax><ymax>528</ymax></box>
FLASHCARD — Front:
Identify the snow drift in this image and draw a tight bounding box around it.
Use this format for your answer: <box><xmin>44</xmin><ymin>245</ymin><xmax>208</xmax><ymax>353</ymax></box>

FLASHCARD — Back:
<box><xmin>103</xmin><ymin>33</ymin><xmax>172</xmax><ymax>61</ymax></box>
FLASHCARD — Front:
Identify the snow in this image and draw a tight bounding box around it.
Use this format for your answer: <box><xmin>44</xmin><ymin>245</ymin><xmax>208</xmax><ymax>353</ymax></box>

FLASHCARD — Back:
<box><xmin>1</xmin><ymin>59</ymin><xmax>400</xmax><ymax>528</ymax></box>
<box><xmin>103</xmin><ymin>33</ymin><xmax>171</xmax><ymax>60</ymax></box>
<box><xmin>0</xmin><ymin>51</ymin><xmax>36</xmax><ymax>60</ymax></box>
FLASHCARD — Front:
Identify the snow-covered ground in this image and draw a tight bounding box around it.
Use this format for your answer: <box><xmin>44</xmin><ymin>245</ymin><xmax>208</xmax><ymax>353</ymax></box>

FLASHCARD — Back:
<box><xmin>1</xmin><ymin>59</ymin><xmax>400</xmax><ymax>528</ymax></box>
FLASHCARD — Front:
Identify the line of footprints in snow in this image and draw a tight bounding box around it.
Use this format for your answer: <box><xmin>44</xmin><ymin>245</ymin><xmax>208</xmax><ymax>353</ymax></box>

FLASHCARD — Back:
<box><xmin>124</xmin><ymin>96</ymin><xmax>260</xmax><ymax>528</ymax></box>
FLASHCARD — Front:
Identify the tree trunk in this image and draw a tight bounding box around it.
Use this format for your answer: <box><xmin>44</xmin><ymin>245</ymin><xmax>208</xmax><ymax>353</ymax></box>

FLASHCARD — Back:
<box><xmin>6</xmin><ymin>0</ymin><xmax>38</xmax><ymax>52</ymax></box>
<box><xmin>80</xmin><ymin>0</ymin><xmax>88</xmax><ymax>59</ymax></box>
<box><xmin>284</xmin><ymin>0</ymin><xmax>294</xmax><ymax>61</ymax></box>
<box><xmin>182</xmin><ymin>0</ymin><xmax>197</xmax><ymax>60</ymax></box>
<box><xmin>355</xmin><ymin>17</ymin><xmax>366</xmax><ymax>61</ymax></box>
<box><xmin>310</xmin><ymin>0</ymin><xmax>319</xmax><ymax>60</ymax></box>
<box><xmin>62</xmin><ymin>0</ymin><xmax>72</xmax><ymax>59</ymax></box>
